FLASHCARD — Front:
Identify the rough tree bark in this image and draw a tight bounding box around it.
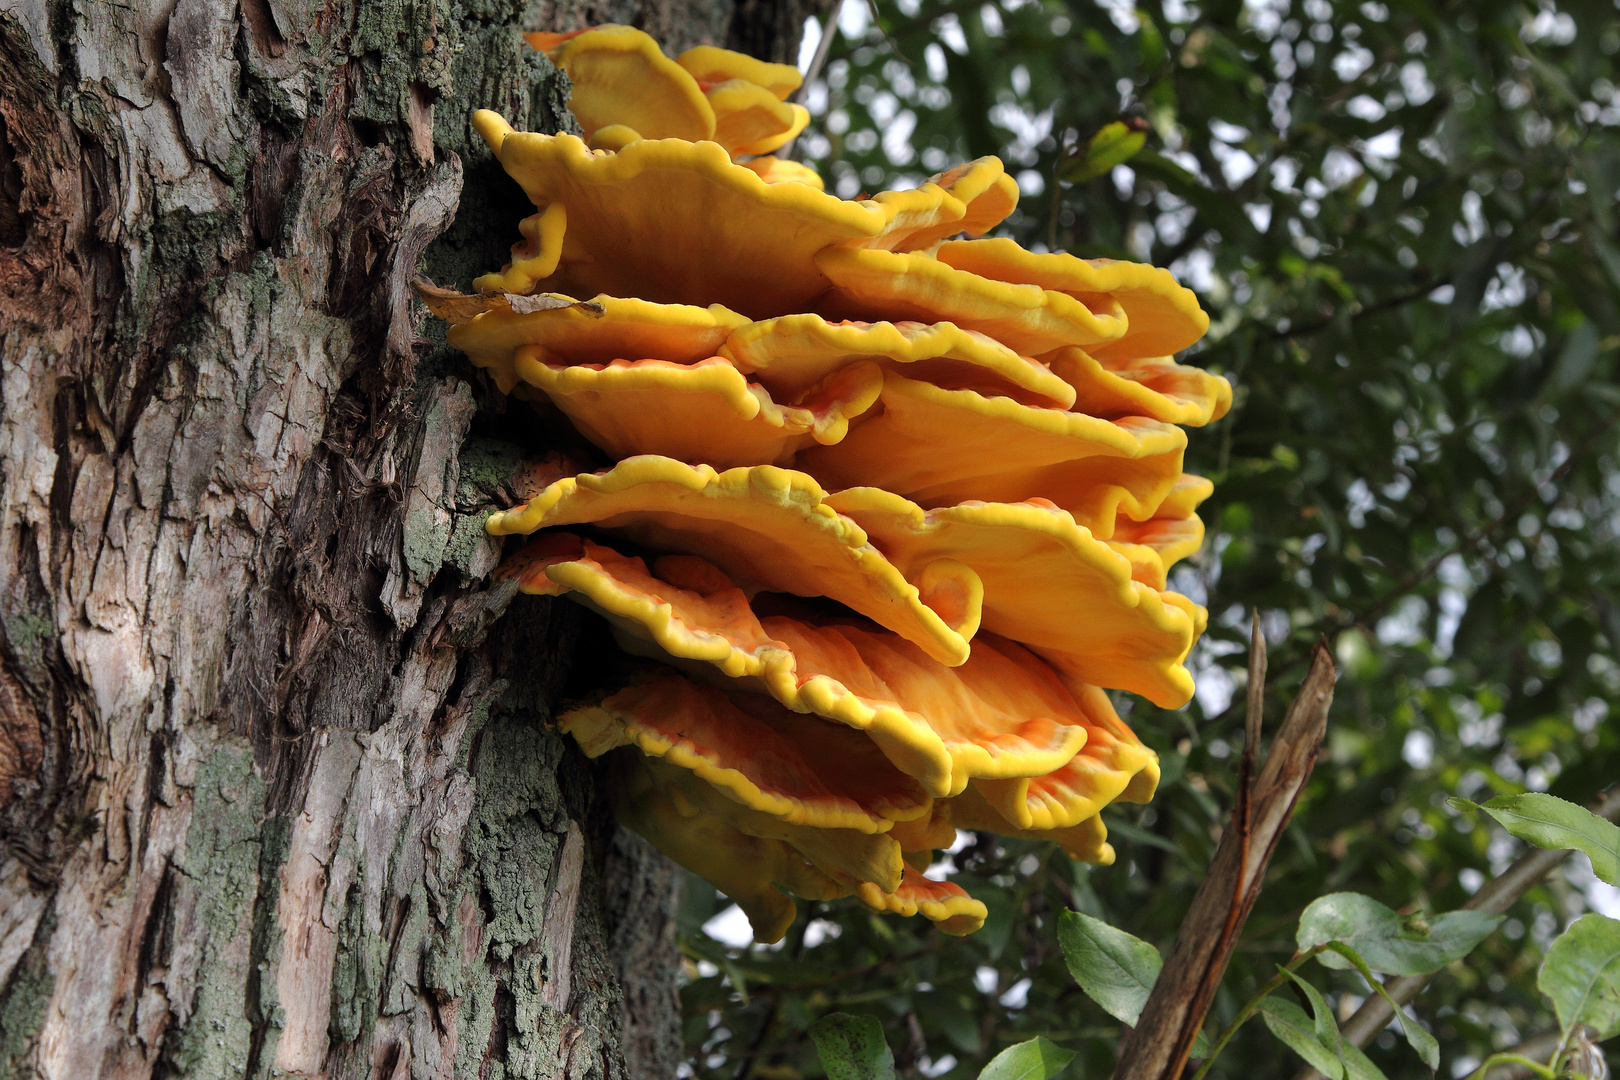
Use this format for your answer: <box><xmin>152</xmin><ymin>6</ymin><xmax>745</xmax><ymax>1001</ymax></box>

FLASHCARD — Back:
<box><xmin>0</xmin><ymin>0</ymin><xmax>821</xmax><ymax>1076</ymax></box>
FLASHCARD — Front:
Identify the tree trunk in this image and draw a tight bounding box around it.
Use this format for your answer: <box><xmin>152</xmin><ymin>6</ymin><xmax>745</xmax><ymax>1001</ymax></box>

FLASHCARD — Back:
<box><xmin>0</xmin><ymin>1</ymin><xmax>817</xmax><ymax>1076</ymax></box>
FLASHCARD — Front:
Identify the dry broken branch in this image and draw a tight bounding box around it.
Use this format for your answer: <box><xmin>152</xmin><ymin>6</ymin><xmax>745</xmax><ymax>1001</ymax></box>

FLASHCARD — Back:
<box><xmin>1111</xmin><ymin>629</ymin><xmax>1337</xmax><ymax>1080</ymax></box>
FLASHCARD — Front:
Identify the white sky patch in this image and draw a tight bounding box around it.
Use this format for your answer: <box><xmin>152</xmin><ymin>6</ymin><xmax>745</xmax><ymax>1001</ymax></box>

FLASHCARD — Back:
<box><xmin>882</xmin><ymin>109</ymin><xmax>918</xmax><ymax>165</ymax></box>
<box><xmin>1213</xmin><ymin>142</ymin><xmax>1259</xmax><ymax>187</ymax></box>
<box><xmin>839</xmin><ymin>0</ymin><xmax>870</xmax><ymax>40</ymax></box>
<box><xmin>1362</xmin><ymin>127</ymin><xmax>1402</xmax><ymax>160</ymax></box>
<box><xmin>934</xmin><ymin>13</ymin><xmax>969</xmax><ymax>54</ymax></box>
<box><xmin>1347</xmin><ymin>94</ymin><xmax>1386</xmax><ymax>121</ymax></box>
<box><xmin>802</xmin><ymin>918</ymin><xmax>843</xmax><ymax>947</ymax></box>
<box><xmin>1400</xmin><ymin>60</ymin><xmax>1435</xmax><ymax>104</ymax></box>
<box><xmin>702</xmin><ymin>904</ymin><xmax>755</xmax><ymax>948</ymax></box>
<box><xmin>999</xmin><ymin>978</ymin><xmax>1033</xmax><ymax>1009</ymax></box>
<box><xmin>1244</xmin><ymin>0</ymin><xmax>1289</xmax><ymax>39</ymax></box>
<box><xmin>1403</xmin><ymin>729</ymin><xmax>1435</xmax><ymax>769</ymax></box>
<box><xmin>1093</xmin><ymin>0</ymin><xmax>1141</xmax><ymax>32</ymax></box>
<box><xmin>1334</xmin><ymin>43</ymin><xmax>1375</xmax><ymax>80</ymax></box>
<box><xmin>797</xmin><ymin>14</ymin><xmax>824</xmax><ymax>72</ymax></box>
<box><xmin>1322</xmin><ymin>146</ymin><xmax>1364</xmax><ymax>188</ymax></box>
<box><xmin>1567</xmin><ymin>856</ymin><xmax>1620</xmax><ymax>918</ymax></box>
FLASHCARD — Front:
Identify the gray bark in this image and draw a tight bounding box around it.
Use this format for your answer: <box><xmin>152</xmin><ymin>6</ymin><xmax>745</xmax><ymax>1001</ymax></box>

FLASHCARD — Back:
<box><xmin>0</xmin><ymin>1</ymin><xmax>813</xmax><ymax>1076</ymax></box>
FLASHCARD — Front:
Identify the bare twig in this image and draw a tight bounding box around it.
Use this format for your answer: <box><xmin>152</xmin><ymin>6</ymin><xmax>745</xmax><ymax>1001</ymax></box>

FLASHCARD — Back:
<box><xmin>1112</xmin><ymin>639</ymin><xmax>1337</xmax><ymax>1080</ymax></box>
<box><xmin>1294</xmin><ymin>785</ymin><xmax>1620</xmax><ymax>1080</ymax></box>
<box><xmin>781</xmin><ymin>2</ymin><xmax>841</xmax><ymax>161</ymax></box>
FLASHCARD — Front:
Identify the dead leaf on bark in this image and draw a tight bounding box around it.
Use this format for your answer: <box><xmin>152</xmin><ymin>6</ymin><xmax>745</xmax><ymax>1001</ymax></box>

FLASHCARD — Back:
<box><xmin>412</xmin><ymin>278</ymin><xmax>608</xmax><ymax>324</ymax></box>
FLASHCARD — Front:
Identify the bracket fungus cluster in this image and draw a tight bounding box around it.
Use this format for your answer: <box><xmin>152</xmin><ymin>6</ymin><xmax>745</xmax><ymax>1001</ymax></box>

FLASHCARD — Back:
<box><xmin>430</xmin><ymin>26</ymin><xmax>1231</xmax><ymax>944</ymax></box>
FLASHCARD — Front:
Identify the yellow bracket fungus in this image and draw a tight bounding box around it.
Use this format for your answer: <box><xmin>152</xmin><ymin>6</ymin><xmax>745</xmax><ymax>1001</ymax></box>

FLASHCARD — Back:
<box><xmin>507</xmin><ymin>535</ymin><xmax>1162</xmax><ymax>818</ymax></box>
<box><xmin>705</xmin><ymin>79</ymin><xmax>809</xmax><ymax>156</ymax></box>
<box><xmin>437</xmin><ymin>32</ymin><xmax>1232</xmax><ymax>938</ymax></box>
<box><xmin>855</xmin><ymin>869</ymin><xmax>988</xmax><ymax>936</ymax></box>
<box><xmin>510</xmin><ymin>355</ymin><xmax>882</xmax><ymax>467</ymax></box>
<box><xmin>824</xmin><ymin>488</ymin><xmax>1204</xmax><ymax>707</ymax></box>
<box><xmin>471</xmin><ymin>111</ymin><xmax>1016</xmax><ymax>314</ymax></box>
<box><xmin>639</xmin><ymin>752</ymin><xmax>908</xmax><ymax>890</ymax></box>
<box><xmin>524</xmin><ymin>25</ymin><xmax>716</xmax><ymax>143</ymax></box>
<box><xmin>612</xmin><ymin>764</ymin><xmax>842</xmax><ymax>943</ymax></box>
<box><xmin>472</xmin><ymin>202</ymin><xmax>568</xmax><ymax>295</ymax></box>
<box><xmin>944</xmin><ymin>789</ymin><xmax>1117</xmax><ymax>864</ymax></box>
<box><xmin>484</xmin><ymin>456</ymin><xmax>981</xmax><ymax>666</ymax></box>
<box><xmin>442</xmin><ymin>290</ymin><xmax>746</xmax><ymax>392</ymax></box>
<box><xmin>798</xmin><ymin>372</ymin><xmax>1187</xmax><ymax>530</ymax></box>
<box><xmin>1108</xmin><ymin>473</ymin><xmax>1214</xmax><ymax>589</ymax></box>
<box><xmin>563</xmin><ymin>675</ymin><xmax>932</xmax><ymax>833</ymax></box>
<box><xmin>721</xmin><ymin>314</ymin><xmax>1076</xmax><ymax>407</ymax></box>
<box><xmin>935</xmin><ymin>237</ymin><xmax>1211</xmax><ymax>359</ymax></box>
<box><xmin>816</xmin><ymin>245</ymin><xmax>1130</xmax><ymax>355</ymax></box>
<box><xmin>738</xmin><ymin>155</ymin><xmax>826</xmax><ymax>189</ymax></box>
<box><xmin>973</xmin><ymin>683</ymin><xmax>1159</xmax><ymax>830</ymax></box>
<box><xmin>675</xmin><ymin>44</ymin><xmax>804</xmax><ymax>99</ymax></box>
<box><xmin>1043</xmin><ymin>347</ymin><xmax>1234</xmax><ymax>426</ymax></box>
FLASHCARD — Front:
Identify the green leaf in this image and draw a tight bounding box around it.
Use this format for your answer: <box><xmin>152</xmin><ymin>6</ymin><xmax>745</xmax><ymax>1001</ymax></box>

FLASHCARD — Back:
<box><xmin>1258</xmin><ymin>996</ymin><xmax>1344</xmax><ymax>1080</ymax></box>
<box><xmin>1297</xmin><ymin>892</ymin><xmax>1504</xmax><ymax>976</ymax></box>
<box><xmin>810</xmin><ymin>1013</ymin><xmax>897</xmax><ymax>1080</ymax></box>
<box><xmin>1057</xmin><ymin>910</ymin><xmax>1162</xmax><ymax>1025</ymax></box>
<box><xmin>1339</xmin><ymin>1041</ymin><xmax>1391</xmax><ymax>1080</ymax></box>
<box><xmin>1321</xmin><ymin>943</ymin><xmax>1440</xmax><ymax>1069</ymax></box>
<box><xmin>1449</xmin><ymin>793</ymin><xmax>1620</xmax><ymax>885</ymax></box>
<box><xmin>1278</xmin><ymin>966</ymin><xmax>1343</xmax><ymax>1058</ymax></box>
<box><xmin>1059</xmin><ymin>121</ymin><xmax>1147</xmax><ymax>183</ymax></box>
<box><xmin>1537</xmin><ymin>913</ymin><xmax>1620</xmax><ymax>1042</ymax></box>
<box><xmin>976</xmin><ymin>1036</ymin><xmax>1078</xmax><ymax>1080</ymax></box>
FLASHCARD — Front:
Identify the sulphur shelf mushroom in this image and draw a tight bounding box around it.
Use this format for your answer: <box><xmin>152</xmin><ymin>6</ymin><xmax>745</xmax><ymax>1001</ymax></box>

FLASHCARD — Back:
<box><xmin>428</xmin><ymin>28</ymin><xmax>1231</xmax><ymax>940</ymax></box>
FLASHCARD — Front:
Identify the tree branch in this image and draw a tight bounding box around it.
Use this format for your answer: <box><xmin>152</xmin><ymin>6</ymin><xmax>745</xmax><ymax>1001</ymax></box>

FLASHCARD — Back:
<box><xmin>1112</xmin><ymin>635</ymin><xmax>1337</xmax><ymax>1080</ymax></box>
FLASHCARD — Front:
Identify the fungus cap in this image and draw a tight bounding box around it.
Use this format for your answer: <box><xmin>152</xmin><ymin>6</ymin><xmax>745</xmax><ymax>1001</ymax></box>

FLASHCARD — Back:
<box><xmin>1107</xmin><ymin>473</ymin><xmax>1213</xmax><ymax>589</ymax></box>
<box><xmin>944</xmin><ymin>788</ymin><xmax>1117</xmax><ymax>864</ymax></box>
<box><xmin>512</xmin><ymin>354</ymin><xmax>882</xmax><ymax>467</ymax></box>
<box><xmin>823</xmin><ymin>487</ymin><xmax>1204</xmax><ymax>707</ymax></box>
<box><xmin>675</xmin><ymin>44</ymin><xmax>803</xmax><ymax>99</ymax></box>
<box><xmin>720</xmin><ymin>314</ymin><xmax>1076</xmax><ymax>407</ymax></box>
<box><xmin>471</xmin><ymin>113</ymin><xmax>1017</xmax><ymax>314</ymax></box>
<box><xmin>816</xmin><ymin>245</ymin><xmax>1129</xmax><ymax>355</ymax></box>
<box><xmin>1043</xmin><ymin>347</ymin><xmax>1233</xmax><ymax>426</ymax></box>
<box><xmin>507</xmin><ymin>534</ymin><xmax>1161</xmax><ymax>811</ymax></box>
<box><xmin>797</xmin><ymin>372</ymin><xmax>1187</xmax><ymax>531</ymax></box>
<box><xmin>562</xmin><ymin>675</ymin><xmax>932</xmax><ymax>833</ymax></box>
<box><xmin>935</xmin><ymin>238</ymin><xmax>1211</xmax><ymax>360</ymax></box>
<box><xmin>472</xmin><ymin>203</ymin><xmax>568</xmax><ymax>295</ymax></box>
<box><xmin>641</xmin><ymin>753</ymin><xmax>907</xmax><ymax>891</ymax></box>
<box><xmin>613</xmin><ymin>766</ymin><xmax>839</xmax><ymax>943</ymax></box>
<box><xmin>704</xmin><ymin>79</ymin><xmax>809</xmax><ymax>155</ymax></box>
<box><xmin>739</xmin><ymin>155</ymin><xmax>825</xmax><ymax>190</ymax></box>
<box><xmin>444</xmin><ymin>292</ymin><xmax>747</xmax><ymax>392</ymax></box>
<box><xmin>973</xmin><ymin>683</ymin><xmax>1159</xmax><ymax>829</ymax></box>
<box><xmin>484</xmin><ymin>456</ymin><xmax>981</xmax><ymax>666</ymax></box>
<box><xmin>525</xmin><ymin>25</ymin><xmax>716</xmax><ymax>142</ymax></box>
<box><xmin>855</xmin><ymin>868</ymin><xmax>987</xmax><ymax>936</ymax></box>
<box><xmin>731</xmin><ymin>103</ymin><xmax>811</xmax><ymax>157</ymax></box>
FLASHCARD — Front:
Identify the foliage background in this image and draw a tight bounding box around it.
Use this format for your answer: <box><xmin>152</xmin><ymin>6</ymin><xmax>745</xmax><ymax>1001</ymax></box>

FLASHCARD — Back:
<box><xmin>674</xmin><ymin>0</ymin><xmax>1620</xmax><ymax>1077</ymax></box>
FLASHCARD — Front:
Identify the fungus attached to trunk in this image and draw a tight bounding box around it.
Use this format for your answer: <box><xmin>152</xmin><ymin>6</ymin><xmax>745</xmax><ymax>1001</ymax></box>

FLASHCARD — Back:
<box><xmin>485</xmin><ymin>457</ymin><xmax>982</xmax><ymax>666</ymax></box>
<box><xmin>433</xmin><ymin>28</ymin><xmax>1231</xmax><ymax>940</ymax></box>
